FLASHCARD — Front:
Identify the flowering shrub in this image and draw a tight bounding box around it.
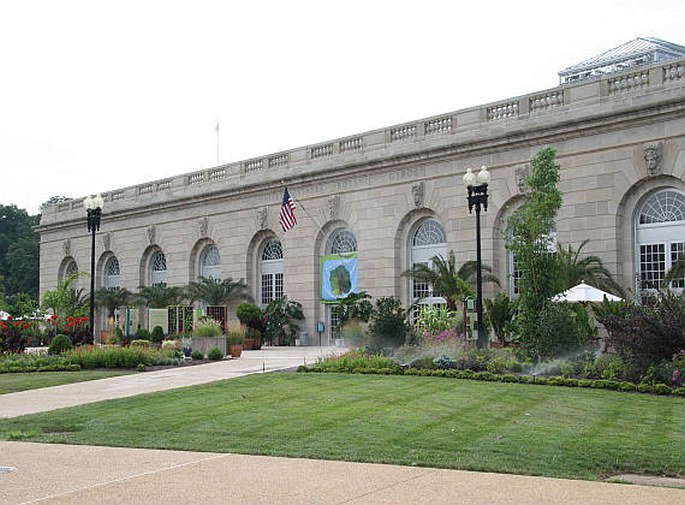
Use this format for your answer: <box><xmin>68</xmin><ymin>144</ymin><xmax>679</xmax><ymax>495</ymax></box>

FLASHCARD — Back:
<box><xmin>0</xmin><ymin>316</ymin><xmax>30</xmax><ymax>354</ymax></box>
<box><xmin>46</xmin><ymin>314</ymin><xmax>91</xmax><ymax>346</ymax></box>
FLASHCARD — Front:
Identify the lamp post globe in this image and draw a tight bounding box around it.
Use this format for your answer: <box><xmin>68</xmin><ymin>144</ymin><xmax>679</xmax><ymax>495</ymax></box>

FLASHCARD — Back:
<box><xmin>463</xmin><ymin>167</ymin><xmax>490</xmax><ymax>349</ymax></box>
<box><xmin>85</xmin><ymin>194</ymin><xmax>104</xmax><ymax>343</ymax></box>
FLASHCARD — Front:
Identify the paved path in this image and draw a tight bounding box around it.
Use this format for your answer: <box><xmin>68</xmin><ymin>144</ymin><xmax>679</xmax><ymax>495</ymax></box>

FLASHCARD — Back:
<box><xmin>0</xmin><ymin>346</ymin><xmax>338</xmax><ymax>418</ymax></box>
<box><xmin>1</xmin><ymin>346</ymin><xmax>684</xmax><ymax>504</ymax></box>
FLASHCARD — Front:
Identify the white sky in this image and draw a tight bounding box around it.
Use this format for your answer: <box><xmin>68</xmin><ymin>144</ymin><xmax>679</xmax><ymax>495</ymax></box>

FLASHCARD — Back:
<box><xmin>1</xmin><ymin>0</ymin><xmax>683</xmax><ymax>215</ymax></box>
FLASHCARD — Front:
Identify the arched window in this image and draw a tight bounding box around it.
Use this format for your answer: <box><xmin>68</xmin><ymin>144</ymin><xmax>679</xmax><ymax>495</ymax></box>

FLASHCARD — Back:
<box><xmin>63</xmin><ymin>258</ymin><xmax>78</xmax><ymax>280</ymax></box>
<box><xmin>150</xmin><ymin>250</ymin><xmax>167</xmax><ymax>286</ymax></box>
<box><xmin>326</xmin><ymin>228</ymin><xmax>358</xmax><ymax>338</ymax></box>
<box><xmin>328</xmin><ymin>229</ymin><xmax>357</xmax><ymax>254</ymax></box>
<box><xmin>200</xmin><ymin>245</ymin><xmax>221</xmax><ymax>280</ymax></box>
<box><xmin>260</xmin><ymin>239</ymin><xmax>283</xmax><ymax>306</ymax></box>
<box><xmin>636</xmin><ymin>189</ymin><xmax>685</xmax><ymax>293</ymax></box>
<box><xmin>410</xmin><ymin>219</ymin><xmax>447</xmax><ymax>309</ymax></box>
<box><xmin>105</xmin><ymin>256</ymin><xmax>120</xmax><ymax>289</ymax></box>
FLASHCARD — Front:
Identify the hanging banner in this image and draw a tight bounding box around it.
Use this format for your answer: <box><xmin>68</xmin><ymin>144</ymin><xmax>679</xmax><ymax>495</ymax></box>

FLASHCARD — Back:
<box><xmin>321</xmin><ymin>253</ymin><xmax>358</xmax><ymax>303</ymax></box>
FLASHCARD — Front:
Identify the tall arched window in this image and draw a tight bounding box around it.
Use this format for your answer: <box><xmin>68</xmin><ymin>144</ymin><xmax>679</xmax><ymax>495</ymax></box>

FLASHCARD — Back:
<box><xmin>636</xmin><ymin>189</ymin><xmax>685</xmax><ymax>293</ymax></box>
<box><xmin>326</xmin><ymin>228</ymin><xmax>358</xmax><ymax>338</ymax></box>
<box><xmin>410</xmin><ymin>219</ymin><xmax>447</xmax><ymax>310</ymax></box>
<box><xmin>260</xmin><ymin>239</ymin><xmax>283</xmax><ymax>306</ymax></box>
<box><xmin>105</xmin><ymin>256</ymin><xmax>120</xmax><ymax>289</ymax></box>
<box><xmin>63</xmin><ymin>258</ymin><xmax>78</xmax><ymax>280</ymax></box>
<box><xmin>150</xmin><ymin>250</ymin><xmax>167</xmax><ymax>286</ymax></box>
<box><xmin>200</xmin><ymin>244</ymin><xmax>221</xmax><ymax>280</ymax></box>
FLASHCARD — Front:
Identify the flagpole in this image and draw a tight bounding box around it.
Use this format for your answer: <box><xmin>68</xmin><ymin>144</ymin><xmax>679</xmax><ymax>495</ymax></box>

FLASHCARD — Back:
<box><xmin>215</xmin><ymin>121</ymin><xmax>220</xmax><ymax>165</ymax></box>
<box><xmin>289</xmin><ymin>192</ymin><xmax>324</xmax><ymax>234</ymax></box>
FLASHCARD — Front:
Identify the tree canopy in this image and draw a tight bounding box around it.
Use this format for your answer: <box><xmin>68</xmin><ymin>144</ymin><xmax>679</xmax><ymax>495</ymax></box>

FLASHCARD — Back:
<box><xmin>0</xmin><ymin>204</ymin><xmax>39</xmax><ymax>299</ymax></box>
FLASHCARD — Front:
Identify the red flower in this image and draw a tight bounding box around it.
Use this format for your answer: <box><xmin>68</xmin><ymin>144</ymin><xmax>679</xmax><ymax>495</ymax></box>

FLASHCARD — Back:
<box><xmin>23</xmin><ymin>323</ymin><xmax>29</xmax><ymax>330</ymax></box>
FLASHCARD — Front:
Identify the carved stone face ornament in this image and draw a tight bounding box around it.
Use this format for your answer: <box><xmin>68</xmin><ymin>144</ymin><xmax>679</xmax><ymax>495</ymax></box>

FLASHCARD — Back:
<box><xmin>411</xmin><ymin>181</ymin><xmax>425</xmax><ymax>208</ymax></box>
<box><xmin>644</xmin><ymin>142</ymin><xmax>663</xmax><ymax>176</ymax></box>
<box><xmin>515</xmin><ymin>165</ymin><xmax>530</xmax><ymax>194</ymax></box>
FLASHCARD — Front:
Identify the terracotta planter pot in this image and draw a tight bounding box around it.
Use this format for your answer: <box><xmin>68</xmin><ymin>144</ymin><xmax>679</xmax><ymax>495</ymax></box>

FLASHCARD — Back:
<box><xmin>229</xmin><ymin>344</ymin><xmax>243</xmax><ymax>358</ymax></box>
<box><xmin>243</xmin><ymin>338</ymin><xmax>255</xmax><ymax>350</ymax></box>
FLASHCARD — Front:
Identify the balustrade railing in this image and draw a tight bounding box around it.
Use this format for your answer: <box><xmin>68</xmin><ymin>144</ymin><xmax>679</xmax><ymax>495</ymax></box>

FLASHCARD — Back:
<box><xmin>46</xmin><ymin>58</ymin><xmax>685</xmax><ymax>215</ymax></box>
<box><xmin>487</xmin><ymin>101</ymin><xmax>519</xmax><ymax>121</ymax></box>
<box><xmin>390</xmin><ymin>124</ymin><xmax>417</xmax><ymax>142</ymax></box>
<box><xmin>608</xmin><ymin>70</ymin><xmax>649</xmax><ymax>94</ymax></box>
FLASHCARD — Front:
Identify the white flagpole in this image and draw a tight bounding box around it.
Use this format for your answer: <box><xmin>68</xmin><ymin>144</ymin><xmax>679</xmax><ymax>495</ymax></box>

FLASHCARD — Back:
<box><xmin>215</xmin><ymin>121</ymin><xmax>220</xmax><ymax>165</ymax></box>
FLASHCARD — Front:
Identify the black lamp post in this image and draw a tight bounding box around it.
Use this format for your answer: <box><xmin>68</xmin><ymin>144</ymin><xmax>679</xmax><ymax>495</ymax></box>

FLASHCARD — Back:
<box><xmin>84</xmin><ymin>194</ymin><xmax>104</xmax><ymax>344</ymax></box>
<box><xmin>463</xmin><ymin>166</ymin><xmax>490</xmax><ymax>349</ymax></box>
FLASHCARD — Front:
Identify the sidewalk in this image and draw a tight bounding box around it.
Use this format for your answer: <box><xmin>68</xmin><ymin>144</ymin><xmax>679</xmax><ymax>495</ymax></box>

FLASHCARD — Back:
<box><xmin>1</xmin><ymin>346</ymin><xmax>684</xmax><ymax>504</ymax></box>
<box><xmin>0</xmin><ymin>346</ymin><xmax>339</xmax><ymax>418</ymax></box>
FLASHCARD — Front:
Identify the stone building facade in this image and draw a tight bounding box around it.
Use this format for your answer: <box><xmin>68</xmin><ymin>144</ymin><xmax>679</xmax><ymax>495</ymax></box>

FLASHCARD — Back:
<box><xmin>37</xmin><ymin>41</ymin><xmax>685</xmax><ymax>342</ymax></box>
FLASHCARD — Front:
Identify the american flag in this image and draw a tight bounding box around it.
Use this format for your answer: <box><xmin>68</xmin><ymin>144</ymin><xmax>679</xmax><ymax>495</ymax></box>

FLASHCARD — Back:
<box><xmin>279</xmin><ymin>187</ymin><xmax>297</xmax><ymax>232</ymax></box>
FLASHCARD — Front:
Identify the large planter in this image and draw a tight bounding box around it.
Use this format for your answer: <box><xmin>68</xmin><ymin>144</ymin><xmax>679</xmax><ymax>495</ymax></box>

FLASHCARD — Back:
<box><xmin>229</xmin><ymin>343</ymin><xmax>243</xmax><ymax>358</ymax></box>
<box><xmin>243</xmin><ymin>338</ymin><xmax>255</xmax><ymax>351</ymax></box>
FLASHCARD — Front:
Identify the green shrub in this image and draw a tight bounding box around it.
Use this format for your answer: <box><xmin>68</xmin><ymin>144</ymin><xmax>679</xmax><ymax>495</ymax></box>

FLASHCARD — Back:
<box><xmin>48</xmin><ymin>334</ymin><xmax>73</xmax><ymax>355</ymax></box>
<box><xmin>367</xmin><ymin>297</ymin><xmax>409</xmax><ymax>353</ymax></box>
<box><xmin>137</xmin><ymin>363</ymin><xmax>147</xmax><ymax>372</ymax></box>
<box><xmin>136</xmin><ymin>328</ymin><xmax>150</xmax><ymax>340</ymax></box>
<box><xmin>150</xmin><ymin>326</ymin><xmax>165</xmax><ymax>344</ymax></box>
<box><xmin>207</xmin><ymin>347</ymin><xmax>224</xmax><ymax>360</ymax></box>
<box><xmin>191</xmin><ymin>350</ymin><xmax>205</xmax><ymax>360</ymax></box>
<box><xmin>236</xmin><ymin>303</ymin><xmax>263</xmax><ymax>329</ymax></box>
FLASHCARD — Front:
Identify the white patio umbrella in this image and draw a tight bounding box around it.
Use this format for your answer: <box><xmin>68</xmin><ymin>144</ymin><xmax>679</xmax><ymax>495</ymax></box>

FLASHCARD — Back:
<box><xmin>552</xmin><ymin>281</ymin><xmax>623</xmax><ymax>303</ymax></box>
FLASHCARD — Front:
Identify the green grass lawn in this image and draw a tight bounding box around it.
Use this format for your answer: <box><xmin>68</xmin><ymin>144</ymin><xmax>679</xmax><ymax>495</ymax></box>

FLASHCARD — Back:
<box><xmin>0</xmin><ymin>370</ymin><xmax>134</xmax><ymax>395</ymax></box>
<box><xmin>0</xmin><ymin>373</ymin><xmax>683</xmax><ymax>481</ymax></box>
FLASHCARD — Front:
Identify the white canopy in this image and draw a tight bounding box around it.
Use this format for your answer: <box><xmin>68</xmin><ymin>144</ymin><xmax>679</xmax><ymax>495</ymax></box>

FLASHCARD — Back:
<box><xmin>552</xmin><ymin>282</ymin><xmax>623</xmax><ymax>303</ymax></box>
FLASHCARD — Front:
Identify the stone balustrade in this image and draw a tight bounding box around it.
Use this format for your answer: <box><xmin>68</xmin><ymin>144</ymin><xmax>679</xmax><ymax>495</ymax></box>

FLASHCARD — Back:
<box><xmin>39</xmin><ymin>57</ymin><xmax>685</xmax><ymax>224</ymax></box>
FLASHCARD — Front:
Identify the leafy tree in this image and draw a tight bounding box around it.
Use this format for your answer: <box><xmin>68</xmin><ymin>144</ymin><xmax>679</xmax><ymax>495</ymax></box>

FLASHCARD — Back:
<box><xmin>187</xmin><ymin>276</ymin><xmax>250</xmax><ymax>306</ymax></box>
<box><xmin>3</xmin><ymin>292</ymin><xmax>39</xmax><ymax>318</ymax></box>
<box><xmin>135</xmin><ymin>284</ymin><xmax>186</xmax><ymax>308</ymax></box>
<box><xmin>555</xmin><ymin>239</ymin><xmax>625</xmax><ymax>297</ymax></box>
<box><xmin>403</xmin><ymin>251</ymin><xmax>499</xmax><ymax>311</ymax></box>
<box><xmin>0</xmin><ymin>204</ymin><xmax>39</xmax><ymax>298</ymax></box>
<box><xmin>506</xmin><ymin>147</ymin><xmax>566</xmax><ymax>359</ymax></box>
<box><xmin>4</xmin><ymin>237</ymin><xmax>39</xmax><ymax>298</ymax></box>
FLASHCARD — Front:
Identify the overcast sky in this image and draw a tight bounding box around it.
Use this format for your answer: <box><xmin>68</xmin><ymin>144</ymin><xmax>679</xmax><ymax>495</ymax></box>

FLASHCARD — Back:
<box><xmin>2</xmin><ymin>0</ymin><xmax>683</xmax><ymax>215</ymax></box>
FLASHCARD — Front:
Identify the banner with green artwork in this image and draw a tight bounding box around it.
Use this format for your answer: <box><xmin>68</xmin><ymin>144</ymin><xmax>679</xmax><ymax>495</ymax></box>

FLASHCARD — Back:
<box><xmin>321</xmin><ymin>253</ymin><xmax>358</xmax><ymax>302</ymax></box>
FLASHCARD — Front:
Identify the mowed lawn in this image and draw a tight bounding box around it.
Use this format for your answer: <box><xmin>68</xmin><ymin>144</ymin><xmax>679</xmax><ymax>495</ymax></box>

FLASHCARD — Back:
<box><xmin>0</xmin><ymin>373</ymin><xmax>683</xmax><ymax>481</ymax></box>
<box><xmin>0</xmin><ymin>370</ymin><xmax>134</xmax><ymax>395</ymax></box>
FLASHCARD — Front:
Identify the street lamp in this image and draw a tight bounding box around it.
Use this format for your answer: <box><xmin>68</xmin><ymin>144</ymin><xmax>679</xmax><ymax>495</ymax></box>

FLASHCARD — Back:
<box><xmin>84</xmin><ymin>194</ymin><xmax>104</xmax><ymax>344</ymax></box>
<box><xmin>463</xmin><ymin>166</ymin><xmax>490</xmax><ymax>349</ymax></box>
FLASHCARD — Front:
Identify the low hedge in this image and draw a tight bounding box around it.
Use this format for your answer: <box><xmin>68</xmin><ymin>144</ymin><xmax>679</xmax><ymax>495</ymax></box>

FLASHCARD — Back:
<box><xmin>298</xmin><ymin>363</ymin><xmax>685</xmax><ymax>397</ymax></box>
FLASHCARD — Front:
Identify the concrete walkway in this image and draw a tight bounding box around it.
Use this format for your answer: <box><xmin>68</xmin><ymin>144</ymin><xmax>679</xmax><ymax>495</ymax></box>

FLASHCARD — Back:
<box><xmin>0</xmin><ymin>346</ymin><xmax>339</xmax><ymax>418</ymax></box>
<box><xmin>1</xmin><ymin>346</ymin><xmax>684</xmax><ymax>504</ymax></box>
